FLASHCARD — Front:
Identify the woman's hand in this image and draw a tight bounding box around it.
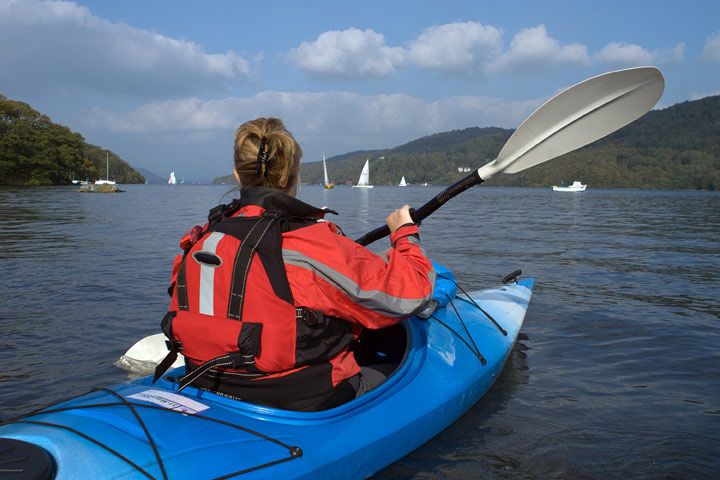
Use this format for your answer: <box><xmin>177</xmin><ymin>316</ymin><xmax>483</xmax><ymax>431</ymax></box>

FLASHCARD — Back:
<box><xmin>386</xmin><ymin>205</ymin><xmax>414</xmax><ymax>233</ymax></box>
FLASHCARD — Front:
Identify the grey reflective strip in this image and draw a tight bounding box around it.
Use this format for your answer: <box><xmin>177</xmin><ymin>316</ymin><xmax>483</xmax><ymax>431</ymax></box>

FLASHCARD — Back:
<box><xmin>282</xmin><ymin>249</ymin><xmax>435</xmax><ymax>317</ymax></box>
<box><xmin>397</xmin><ymin>234</ymin><xmax>431</xmax><ymax>260</ymax></box>
<box><xmin>407</xmin><ymin>235</ymin><xmax>430</xmax><ymax>258</ymax></box>
<box><xmin>198</xmin><ymin>232</ymin><xmax>225</xmax><ymax>315</ymax></box>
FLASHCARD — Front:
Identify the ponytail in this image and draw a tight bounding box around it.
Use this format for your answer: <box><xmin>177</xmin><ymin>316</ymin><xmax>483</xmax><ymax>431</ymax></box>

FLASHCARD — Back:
<box><xmin>233</xmin><ymin>118</ymin><xmax>302</xmax><ymax>193</ymax></box>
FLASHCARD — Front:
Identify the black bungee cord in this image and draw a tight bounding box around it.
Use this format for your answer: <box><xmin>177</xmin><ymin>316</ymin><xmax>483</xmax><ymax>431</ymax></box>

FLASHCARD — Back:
<box><xmin>0</xmin><ymin>386</ymin><xmax>303</xmax><ymax>479</ymax></box>
<box><xmin>450</xmin><ymin>279</ymin><xmax>507</xmax><ymax>336</ymax></box>
<box><xmin>427</xmin><ymin>278</ymin><xmax>511</xmax><ymax>365</ymax></box>
<box><xmin>429</xmin><ymin>311</ymin><xmax>486</xmax><ymax>365</ymax></box>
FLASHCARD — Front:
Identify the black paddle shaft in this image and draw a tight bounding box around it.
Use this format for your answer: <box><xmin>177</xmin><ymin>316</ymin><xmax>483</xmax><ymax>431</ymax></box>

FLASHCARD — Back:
<box><xmin>355</xmin><ymin>170</ymin><xmax>484</xmax><ymax>246</ymax></box>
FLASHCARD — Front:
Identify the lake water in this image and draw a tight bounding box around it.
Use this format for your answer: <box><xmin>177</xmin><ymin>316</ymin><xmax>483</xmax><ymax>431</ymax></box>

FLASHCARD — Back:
<box><xmin>1</xmin><ymin>184</ymin><xmax>719</xmax><ymax>478</ymax></box>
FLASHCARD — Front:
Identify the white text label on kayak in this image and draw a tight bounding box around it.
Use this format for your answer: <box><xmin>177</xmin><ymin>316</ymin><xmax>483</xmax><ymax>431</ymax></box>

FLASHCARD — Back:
<box><xmin>128</xmin><ymin>389</ymin><xmax>209</xmax><ymax>414</ymax></box>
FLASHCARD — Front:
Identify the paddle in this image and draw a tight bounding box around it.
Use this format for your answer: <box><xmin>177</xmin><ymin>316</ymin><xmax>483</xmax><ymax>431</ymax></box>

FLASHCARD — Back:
<box><xmin>116</xmin><ymin>66</ymin><xmax>664</xmax><ymax>372</ymax></box>
<box><xmin>355</xmin><ymin>66</ymin><xmax>665</xmax><ymax>246</ymax></box>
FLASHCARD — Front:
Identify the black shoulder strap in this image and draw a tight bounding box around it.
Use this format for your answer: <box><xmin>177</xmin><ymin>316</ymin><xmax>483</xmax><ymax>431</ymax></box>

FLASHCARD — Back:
<box><xmin>176</xmin><ymin>260</ymin><xmax>190</xmax><ymax>310</ymax></box>
<box><xmin>227</xmin><ymin>211</ymin><xmax>282</xmax><ymax>320</ymax></box>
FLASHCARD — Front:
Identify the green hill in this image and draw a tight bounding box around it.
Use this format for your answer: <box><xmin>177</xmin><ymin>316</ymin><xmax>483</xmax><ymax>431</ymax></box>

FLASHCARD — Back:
<box><xmin>0</xmin><ymin>95</ymin><xmax>144</xmax><ymax>185</ymax></box>
<box><xmin>215</xmin><ymin>96</ymin><xmax>719</xmax><ymax>190</ymax></box>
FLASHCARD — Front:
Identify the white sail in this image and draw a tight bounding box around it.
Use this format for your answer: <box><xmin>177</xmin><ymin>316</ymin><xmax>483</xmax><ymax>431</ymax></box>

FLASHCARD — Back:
<box><xmin>323</xmin><ymin>153</ymin><xmax>329</xmax><ymax>186</ymax></box>
<box><xmin>168</xmin><ymin>171</ymin><xmax>177</xmax><ymax>185</ymax></box>
<box><xmin>398</xmin><ymin>176</ymin><xmax>407</xmax><ymax>187</ymax></box>
<box><xmin>353</xmin><ymin>159</ymin><xmax>373</xmax><ymax>188</ymax></box>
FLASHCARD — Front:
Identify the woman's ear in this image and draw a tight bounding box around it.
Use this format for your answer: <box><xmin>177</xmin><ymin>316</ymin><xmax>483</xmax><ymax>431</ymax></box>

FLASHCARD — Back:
<box><xmin>233</xmin><ymin>169</ymin><xmax>241</xmax><ymax>184</ymax></box>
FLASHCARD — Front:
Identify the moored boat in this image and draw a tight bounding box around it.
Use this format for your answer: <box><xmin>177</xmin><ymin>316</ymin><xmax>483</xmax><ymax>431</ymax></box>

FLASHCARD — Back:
<box><xmin>0</xmin><ymin>263</ymin><xmax>533</xmax><ymax>480</ymax></box>
<box><xmin>552</xmin><ymin>180</ymin><xmax>586</xmax><ymax>192</ymax></box>
<box><xmin>94</xmin><ymin>153</ymin><xmax>117</xmax><ymax>186</ymax></box>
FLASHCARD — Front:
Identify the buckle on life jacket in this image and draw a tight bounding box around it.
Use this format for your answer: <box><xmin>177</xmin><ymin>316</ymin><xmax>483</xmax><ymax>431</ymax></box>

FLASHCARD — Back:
<box><xmin>296</xmin><ymin>307</ymin><xmax>322</xmax><ymax>326</ymax></box>
<box><xmin>262</xmin><ymin>210</ymin><xmax>284</xmax><ymax>219</ymax></box>
<box><xmin>208</xmin><ymin>204</ymin><xmax>227</xmax><ymax>225</ymax></box>
<box><xmin>227</xmin><ymin>351</ymin><xmax>258</xmax><ymax>370</ymax></box>
<box><xmin>208</xmin><ymin>199</ymin><xmax>243</xmax><ymax>226</ymax></box>
<box><xmin>177</xmin><ymin>351</ymin><xmax>265</xmax><ymax>392</ymax></box>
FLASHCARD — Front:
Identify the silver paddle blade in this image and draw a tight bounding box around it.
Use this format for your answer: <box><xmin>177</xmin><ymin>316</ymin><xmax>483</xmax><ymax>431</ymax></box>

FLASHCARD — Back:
<box><xmin>496</xmin><ymin>67</ymin><xmax>664</xmax><ymax>175</ymax></box>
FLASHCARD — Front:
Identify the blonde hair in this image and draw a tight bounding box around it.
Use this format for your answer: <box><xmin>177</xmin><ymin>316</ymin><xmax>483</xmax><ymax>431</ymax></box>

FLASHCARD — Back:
<box><xmin>233</xmin><ymin>117</ymin><xmax>302</xmax><ymax>193</ymax></box>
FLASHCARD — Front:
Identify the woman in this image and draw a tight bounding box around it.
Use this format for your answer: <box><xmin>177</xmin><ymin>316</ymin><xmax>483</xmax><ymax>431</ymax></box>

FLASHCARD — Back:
<box><xmin>158</xmin><ymin>117</ymin><xmax>435</xmax><ymax>411</ymax></box>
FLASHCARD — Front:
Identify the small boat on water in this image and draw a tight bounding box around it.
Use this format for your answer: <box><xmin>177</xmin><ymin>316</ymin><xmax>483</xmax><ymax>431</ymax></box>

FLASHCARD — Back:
<box><xmin>168</xmin><ymin>172</ymin><xmax>177</xmax><ymax>185</ymax></box>
<box><xmin>323</xmin><ymin>153</ymin><xmax>334</xmax><ymax>189</ymax></box>
<box><xmin>352</xmin><ymin>159</ymin><xmax>373</xmax><ymax>188</ymax></box>
<box><xmin>398</xmin><ymin>176</ymin><xmax>408</xmax><ymax>187</ymax></box>
<box><xmin>0</xmin><ymin>263</ymin><xmax>534</xmax><ymax>479</ymax></box>
<box><xmin>552</xmin><ymin>180</ymin><xmax>586</xmax><ymax>192</ymax></box>
<box><xmin>94</xmin><ymin>153</ymin><xmax>117</xmax><ymax>186</ymax></box>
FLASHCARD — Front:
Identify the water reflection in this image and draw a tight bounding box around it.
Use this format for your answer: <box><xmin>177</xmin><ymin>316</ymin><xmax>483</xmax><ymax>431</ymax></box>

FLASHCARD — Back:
<box><xmin>355</xmin><ymin>186</ymin><xmax>371</xmax><ymax>231</ymax></box>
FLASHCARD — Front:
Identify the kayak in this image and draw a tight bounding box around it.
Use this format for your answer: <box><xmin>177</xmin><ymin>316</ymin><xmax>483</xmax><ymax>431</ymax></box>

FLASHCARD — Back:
<box><xmin>0</xmin><ymin>263</ymin><xmax>534</xmax><ymax>480</ymax></box>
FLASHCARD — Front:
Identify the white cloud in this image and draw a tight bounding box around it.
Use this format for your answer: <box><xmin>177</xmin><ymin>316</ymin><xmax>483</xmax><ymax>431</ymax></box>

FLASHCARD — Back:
<box><xmin>704</xmin><ymin>32</ymin><xmax>720</xmax><ymax>63</ymax></box>
<box><xmin>290</xmin><ymin>23</ymin><xmax>589</xmax><ymax>78</ymax></box>
<box><xmin>406</xmin><ymin>22</ymin><xmax>503</xmax><ymax>73</ymax></box>
<box><xmin>595</xmin><ymin>41</ymin><xmax>685</xmax><ymax>66</ymax></box>
<box><xmin>487</xmin><ymin>25</ymin><xmax>591</xmax><ymax>73</ymax></box>
<box><xmin>89</xmin><ymin>91</ymin><xmax>541</xmax><ymax>173</ymax></box>
<box><xmin>0</xmin><ymin>0</ymin><xmax>254</xmax><ymax>96</ymax></box>
<box><xmin>89</xmin><ymin>91</ymin><xmax>541</xmax><ymax>155</ymax></box>
<box><xmin>286</xmin><ymin>28</ymin><xmax>404</xmax><ymax>77</ymax></box>
<box><xmin>656</xmin><ymin>43</ymin><xmax>685</xmax><ymax>64</ymax></box>
<box><xmin>690</xmin><ymin>90</ymin><xmax>720</xmax><ymax>100</ymax></box>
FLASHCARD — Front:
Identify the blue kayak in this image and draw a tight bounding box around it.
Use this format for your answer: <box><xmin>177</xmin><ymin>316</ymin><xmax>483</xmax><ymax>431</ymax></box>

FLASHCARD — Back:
<box><xmin>0</xmin><ymin>263</ymin><xmax>534</xmax><ymax>479</ymax></box>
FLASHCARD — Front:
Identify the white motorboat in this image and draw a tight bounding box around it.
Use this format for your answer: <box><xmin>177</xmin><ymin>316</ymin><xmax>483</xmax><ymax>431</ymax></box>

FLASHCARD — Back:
<box><xmin>552</xmin><ymin>180</ymin><xmax>586</xmax><ymax>192</ymax></box>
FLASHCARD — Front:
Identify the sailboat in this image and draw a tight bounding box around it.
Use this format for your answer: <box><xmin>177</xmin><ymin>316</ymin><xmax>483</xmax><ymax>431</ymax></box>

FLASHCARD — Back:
<box><xmin>168</xmin><ymin>172</ymin><xmax>177</xmax><ymax>185</ymax></box>
<box><xmin>94</xmin><ymin>153</ymin><xmax>117</xmax><ymax>185</ymax></box>
<box><xmin>398</xmin><ymin>176</ymin><xmax>408</xmax><ymax>187</ymax></box>
<box><xmin>352</xmin><ymin>159</ymin><xmax>373</xmax><ymax>189</ymax></box>
<box><xmin>322</xmin><ymin>153</ymin><xmax>334</xmax><ymax>189</ymax></box>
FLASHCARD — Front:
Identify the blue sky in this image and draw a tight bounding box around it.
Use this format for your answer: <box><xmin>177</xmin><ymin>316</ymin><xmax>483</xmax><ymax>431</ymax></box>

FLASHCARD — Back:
<box><xmin>1</xmin><ymin>0</ymin><xmax>719</xmax><ymax>180</ymax></box>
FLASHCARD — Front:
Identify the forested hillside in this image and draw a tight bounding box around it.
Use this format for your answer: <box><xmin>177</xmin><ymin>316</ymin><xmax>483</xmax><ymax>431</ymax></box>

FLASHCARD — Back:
<box><xmin>0</xmin><ymin>95</ymin><xmax>144</xmax><ymax>185</ymax></box>
<box><xmin>242</xmin><ymin>95</ymin><xmax>718</xmax><ymax>190</ymax></box>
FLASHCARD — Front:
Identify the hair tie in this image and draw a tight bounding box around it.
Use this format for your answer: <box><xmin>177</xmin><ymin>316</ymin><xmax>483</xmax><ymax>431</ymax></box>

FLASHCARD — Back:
<box><xmin>255</xmin><ymin>137</ymin><xmax>273</xmax><ymax>178</ymax></box>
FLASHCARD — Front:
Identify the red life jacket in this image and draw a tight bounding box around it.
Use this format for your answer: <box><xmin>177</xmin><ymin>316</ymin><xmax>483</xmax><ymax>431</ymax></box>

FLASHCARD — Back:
<box><xmin>155</xmin><ymin>188</ymin><xmax>354</xmax><ymax>394</ymax></box>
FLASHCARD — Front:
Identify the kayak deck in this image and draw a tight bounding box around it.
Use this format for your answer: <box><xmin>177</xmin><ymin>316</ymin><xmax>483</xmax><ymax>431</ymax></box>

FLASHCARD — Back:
<box><xmin>0</xmin><ymin>267</ymin><xmax>534</xmax><ymax>480</ymax></box>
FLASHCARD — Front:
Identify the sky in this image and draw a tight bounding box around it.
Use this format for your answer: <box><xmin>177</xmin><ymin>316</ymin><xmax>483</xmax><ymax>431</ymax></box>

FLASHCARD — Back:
<box><xmin>1</xmin><ymin>0</ymin><xmax>719</xmax><ymax>181</ymax></box>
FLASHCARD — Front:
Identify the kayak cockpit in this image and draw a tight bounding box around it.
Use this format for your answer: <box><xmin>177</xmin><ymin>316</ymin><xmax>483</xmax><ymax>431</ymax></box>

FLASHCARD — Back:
<box><xmin>353</xmin><ymin>322</ymin><xmax>410</xmax><ymax>379</ymax></box>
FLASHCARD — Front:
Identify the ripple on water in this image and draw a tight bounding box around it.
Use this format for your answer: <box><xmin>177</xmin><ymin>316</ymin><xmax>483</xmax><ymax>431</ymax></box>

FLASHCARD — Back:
<box><xmin>2</xmin><ymin>186</ymin><xmax>720</xmax><ymax>476</ymax></box>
